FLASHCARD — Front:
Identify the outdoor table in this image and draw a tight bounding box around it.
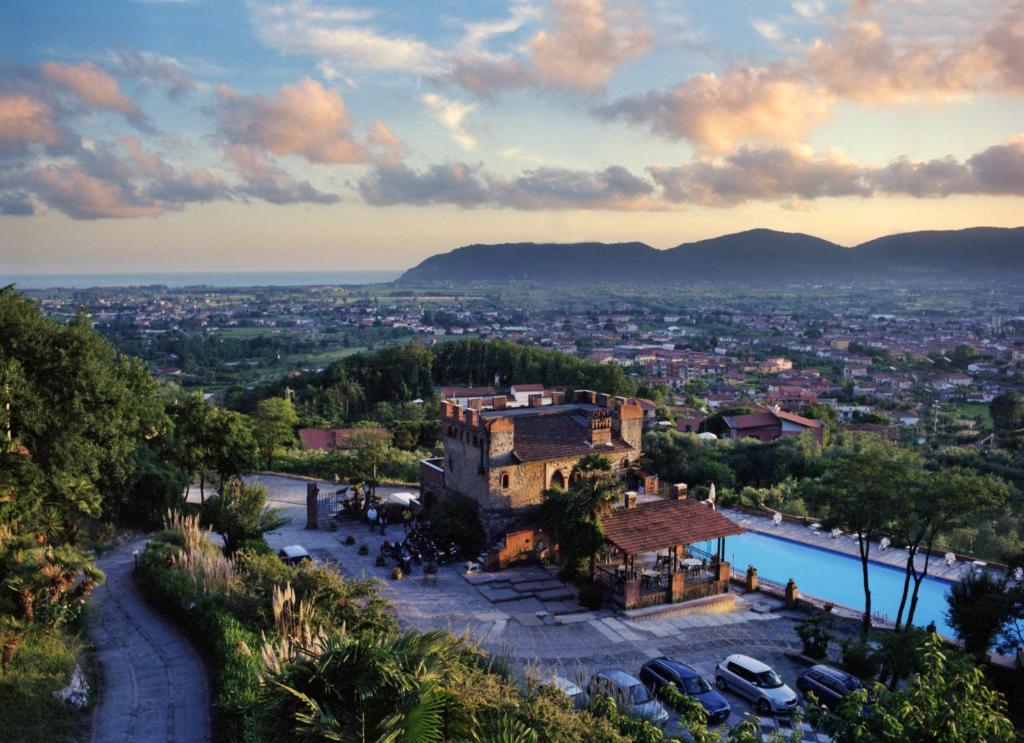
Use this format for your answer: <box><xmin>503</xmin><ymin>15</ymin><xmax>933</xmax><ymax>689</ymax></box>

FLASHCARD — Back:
<box><xmin>641</xmin><ymin>569</ymin><xmax>660</xmax><ymax>587</ymax></box>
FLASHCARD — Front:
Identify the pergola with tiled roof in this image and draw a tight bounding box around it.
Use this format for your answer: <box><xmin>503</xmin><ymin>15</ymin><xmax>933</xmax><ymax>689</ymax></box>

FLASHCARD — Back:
<box><xmin>602</xmin><ymin>498</ymin><xmax>744</xmax><ymax>558</ymax></box>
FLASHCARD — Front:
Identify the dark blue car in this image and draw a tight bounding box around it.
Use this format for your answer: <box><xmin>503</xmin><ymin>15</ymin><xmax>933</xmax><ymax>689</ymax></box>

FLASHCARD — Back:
<box><xmin>639</xmin><ymin>657</ymin><xmax>731</xmax><ymax>724</ymax></box>
<box><xmin>796</xmin><ymin>665</ymin><xmax>863</xmax><ymax>710</ymax></box>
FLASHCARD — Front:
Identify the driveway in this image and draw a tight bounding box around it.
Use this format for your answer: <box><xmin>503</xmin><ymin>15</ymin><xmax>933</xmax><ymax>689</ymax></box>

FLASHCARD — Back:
<box><xmin>88</xmin><ymin>538</ymin><xmax>211</xmax><ymax>743</ymax></box>
<box><xmin>252</xmin><ymin>474</ymin><xmax>832</xmax><ymax>741</ymax></box>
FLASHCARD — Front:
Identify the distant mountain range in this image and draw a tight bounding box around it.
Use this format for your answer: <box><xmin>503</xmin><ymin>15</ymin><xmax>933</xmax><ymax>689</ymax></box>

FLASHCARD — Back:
<box><xmin>398</xmin><ymin>227</ymin><xmax>1024</xmax><ymax>284</ymax></box>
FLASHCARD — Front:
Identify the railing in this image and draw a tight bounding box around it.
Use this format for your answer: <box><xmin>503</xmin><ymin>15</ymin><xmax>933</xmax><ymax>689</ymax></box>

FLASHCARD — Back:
<box><xmin>680</xmin><ymin>580</ymin><xmax>728</xmax><ymax>602</ymax></box>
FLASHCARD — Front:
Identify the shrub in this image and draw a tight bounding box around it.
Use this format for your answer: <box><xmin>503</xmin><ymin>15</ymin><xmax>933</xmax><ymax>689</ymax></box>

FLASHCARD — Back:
<box><xmin>796</xmin><ymin>614</ymin><xmax>833</xmax><ymax>660</ymax></box>
<box><xmin>358</xmin><ymin>544</ymin><xmax>369</xmax><ymax>556</ymax></box>
<box><xmin>840</xmin><ymin>636</ymin><xmax>881</xmax><ymax>680</ymax></box>
<box><xmin>431</xmin><ymin>493</ymin><xmax>485</xmax><ymax>554</ymax></box>
<box><xmin>391</xmin><ymin>567</ymin><xmax>403</xmax><ymax>580</ymax></box>
<box><xmin>375</xmin><ymin>555</ymin><xmax>386</xmax><ymax>568</ymax></box>
<box><xmin>236</xmin><ymin>538</ymin><xmax>274</xmax><ymax>556</ymax></box>
<box><xmin>344</xmin><ymin>534</ymin><xmax>356</xmax><ymax>545</ymax></box>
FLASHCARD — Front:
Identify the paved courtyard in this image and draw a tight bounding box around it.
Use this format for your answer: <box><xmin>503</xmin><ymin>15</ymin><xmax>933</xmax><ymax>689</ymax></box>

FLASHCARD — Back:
<box><xmin>246</xmin><ymin>474</ymin><xmax>832</xmax><ymax>741</ymax></box>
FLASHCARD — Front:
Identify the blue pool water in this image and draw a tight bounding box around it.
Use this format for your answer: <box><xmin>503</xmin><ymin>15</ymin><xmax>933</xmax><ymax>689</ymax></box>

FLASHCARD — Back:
<box><xmin>702</xmin><ymin>531</ymin><xmax>956</xmax><ymax>637</ymax></box>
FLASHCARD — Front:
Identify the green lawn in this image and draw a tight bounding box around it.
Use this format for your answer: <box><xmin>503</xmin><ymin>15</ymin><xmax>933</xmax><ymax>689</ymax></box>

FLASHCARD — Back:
<box><xmin>954</xmin><ymin>402</ymin><xmax>993</xmax><ymax>430</ymax></box>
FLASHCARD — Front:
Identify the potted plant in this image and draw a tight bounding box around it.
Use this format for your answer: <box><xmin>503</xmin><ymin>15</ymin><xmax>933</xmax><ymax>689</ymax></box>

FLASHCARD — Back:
<box><xmin>358</xmin><ymin>544</ymin><xmax>369</xmax><ymax>556</ymax></box>
<box><xmin>344</xmin><ymin>534</ymin><xmax>356</xmax><ymax>546</ymax></box>
<box><xmin>391</xmin><ymin>567</ymin><xmax>403</xmax><ymax>580</ymax></box>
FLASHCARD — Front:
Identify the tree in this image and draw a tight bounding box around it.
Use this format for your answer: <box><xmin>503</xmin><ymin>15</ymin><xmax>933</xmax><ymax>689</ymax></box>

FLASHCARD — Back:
<box><xmin>204</xmin><ymin>408</ymin><xmax>258</xmax><ymax>491</ymax></box>
<box><xmin>890</xmin><ymin>467</ymin><xmax>1009</xmax><ymax>631</ymax></box>
<box><xmin>946</xmin><ymin>569</ymin><xmax>1018</xmax><ymax>657</ymax></box>
<box><xmin>536</xmin><ymin>454</ymin><xmax>624</xmax><ymax>579</ymax></box>
<box><xmin>990</xmin><ymin>392</ymin><xmax>1024</xmax><ymax>448</ymax></box>
<box><xmin>820</xmin><ymin>634</ymin><xmax>1015</xmax><ymax>742</ymax></box>
<box><xmin>252</xmin><ymin>397</ymin><xmax>298</xmax><ymax>470</ymax></box>
<box><xmin>262</xmin><ymin>629</ymin><xmax>461</xmax><ymax>742</ymax></box>
<box><xmin>814</xmin><ymin>433</ymin><xmax>919</xmax><ymax>633</ymax></box>
<box><xmin>200</xmin><ymin>479</ymin><xmax>288</xmax><ymax>554</ymax></box>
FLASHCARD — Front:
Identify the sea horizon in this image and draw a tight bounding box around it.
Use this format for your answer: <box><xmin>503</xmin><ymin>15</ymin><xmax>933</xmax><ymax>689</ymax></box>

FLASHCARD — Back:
<box><xmin>2</xmin><ymin>269</ymin><xmax>404</xmax><ymax>290</ymax></box>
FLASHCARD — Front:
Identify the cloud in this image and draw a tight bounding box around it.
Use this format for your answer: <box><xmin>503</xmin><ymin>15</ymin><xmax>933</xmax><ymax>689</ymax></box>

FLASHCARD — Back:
<box><xmin>109</xmin><ymin>50</ymin><xmax>197</xmax><ymax>99</ymax></box>
<box><xmin>0</xmin><ymin>190</ymin><xmax>35</xmax><ymax>216</ymax></box>
<box><xmin>421</xmin><ymin>93</ymin><xmax>476</xmax><ymax>150</ymax></box>
<box><xmin>0</xmin><ymin>95</ymin><xmax>63</xmax><ymax>151</ymax></box>
<box><xmin>597</xmin><ymin>67</ymin><xmax>833</xmax><ymax>153</ymax></box>
<box><xmin>359</xmin><ymin>161</ymin><xmax>490</xmax><ymax>207</ymax></box>
<box><xmin>248</xmin><ymin>0</ymin><xmax>443</xmax><ymax>74</ymax></box>
<box><xmin>40</xmin><ymin>61</ymin><xmax>140</xmax><ymax>118</ymax></box>
<box><xmin>601</xmin><ymin>2</ymin><xmax>1024</xmax><ymax>150</ymax></box>
<box><xmin>528</xmin><ymin>0</ymin><xmax>651</xmax><ymax>89</ymax></box>
<box><xmin>29</xmin><ymin>162</ymin><xmax>161</xmax><ymax>219</ymax></box>
<box><xmin>358</xmin><ymin>160</ymin><xmax>656</xmax><ymax>210</ymax></box>
<box><xmin>647</xmin><ymin>138</ymin><xmax>1024</xmax><ymax>206</ymax></box>
<box><xmin>650</xmin><ymin>145</ymin><xmax>868</xmax><ymax>206</ymax></box>
<box><xmin>490</xmin><ymin>164</ymin><xmax>656</xmax><ymax>210</ymax></box>
<box><xmin>213</xmin><ymin>77</ymin><xmax>368</xmax><ymax>164</ymax></box>
<box><xmin>224</xmin><ymin>144</ymin><xmax>341</xmax><ymax>204</ymax></box>
<box><xmin>447</xmin><ymin>0</ymin><xmax>652</xmax><ymax>95</ymax></box>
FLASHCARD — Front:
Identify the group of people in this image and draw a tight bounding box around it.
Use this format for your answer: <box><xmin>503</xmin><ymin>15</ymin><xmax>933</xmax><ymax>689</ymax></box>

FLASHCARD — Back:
<box><xmin>365</xmin><ymin>504</ymin><xmax>414</xmax><ymax>535</ymax></box>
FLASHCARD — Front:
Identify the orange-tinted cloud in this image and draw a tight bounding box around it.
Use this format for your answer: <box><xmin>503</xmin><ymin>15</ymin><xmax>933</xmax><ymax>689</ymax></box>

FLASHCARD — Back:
<box><xmin>31</xmin><ymin>162</ymin><xmax>160</xmax><ymax>219</ymax></box>
<box><xmin>529</xmin><ymin>0</ymin><xmax>651</xmax><ymax>90</ymax></box>
<box><xmin>0</xmin><ymin>94</ymin><xmax>62</xmax><ymax>150</ymax></box>
<box><xmin>598</xmin><ymin>67</ymin><xmax>833</xmax><ymax>153</ymax></box>
<box><xmin>40</xmin><ymin>61</ymin><xmax>139</xmax><ymax>117</ymax></box>
<box><xmin>214</xmin><ymin>77</ymin><xmax>367</xmax><ymax>164</ymax></box>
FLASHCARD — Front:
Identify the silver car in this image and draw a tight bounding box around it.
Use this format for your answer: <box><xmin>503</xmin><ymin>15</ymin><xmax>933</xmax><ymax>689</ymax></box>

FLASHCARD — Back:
<box><xmin>715</xmin><ymin>654</ymin><xmax>798</xmax><ymax>715</ymax></box>
<box><xmin>587</xmin><ymin>669</ymin><xmax>670</xmax><ymax>726</ymax></box>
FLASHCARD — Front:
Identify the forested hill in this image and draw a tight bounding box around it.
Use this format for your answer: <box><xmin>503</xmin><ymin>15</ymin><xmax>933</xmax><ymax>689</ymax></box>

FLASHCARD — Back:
<box><xmin>226</xmin><ymin>338</ymin><xmax>635</xmax><ymax>417</ymax></box>
<box><xmin>398</xmin><ymin>227</ymin><xmax>1024</xmax><ymax>283</ymax></box>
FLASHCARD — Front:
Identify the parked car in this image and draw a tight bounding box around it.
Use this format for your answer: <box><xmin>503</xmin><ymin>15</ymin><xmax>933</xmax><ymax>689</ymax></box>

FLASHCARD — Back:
<box><xmin>544</xmin><ymin>675</ymin><xmax>589</xmax><ymax>710</ymax></box>
<box><xmin>587</xmin><ymin>669</ymin><xmax>670</xmax><ymax>726</ymax></box>
<box><xmin>639</xmin><ymin>657</ymin><xmax>731</xmax><ymax>723</ymax></box>
<box><xmin>796</xmin><ymin>665</ymin><xmax>863</xmax><ymax>709</ymax></box>
<box><xmin>278</xmin><ymin>545</ymin><xmax>312</xmax><ymax>565</ymax></box>
<box><xmin>715</xmin><ymin>654</ymin><xmax>798</xmax><ymax>715</ymax></box>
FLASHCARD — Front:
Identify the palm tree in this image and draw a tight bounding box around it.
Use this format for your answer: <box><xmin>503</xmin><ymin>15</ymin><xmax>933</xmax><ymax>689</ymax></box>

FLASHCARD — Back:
<box><xmin>263</xmin><ymin>629</ymin><xmax>463</xmax><ymax>742</ymax></box>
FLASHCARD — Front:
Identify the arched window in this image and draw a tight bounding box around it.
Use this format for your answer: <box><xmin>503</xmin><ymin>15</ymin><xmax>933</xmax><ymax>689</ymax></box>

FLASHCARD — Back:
<box><xmin>621</xmin><ymin>457</ymin><xmax>629</xmax><ymax>469</ymax></box>
<box><xmin>501</xmin><ymin>473</ymin><xmax>510</xmax><ymax>489</ymax></box>
<box><xmin>550</xmin><ymin>470</ymin><xmax>566</xmax><ymax>489</ymax></box>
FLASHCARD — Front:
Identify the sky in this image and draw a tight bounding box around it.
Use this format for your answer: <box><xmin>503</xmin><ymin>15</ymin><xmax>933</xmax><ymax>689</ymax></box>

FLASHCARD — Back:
<box><xmin>1</xmin><ymin>0</ymin><xmax>1023</xmax><ymax>273</ymax></box>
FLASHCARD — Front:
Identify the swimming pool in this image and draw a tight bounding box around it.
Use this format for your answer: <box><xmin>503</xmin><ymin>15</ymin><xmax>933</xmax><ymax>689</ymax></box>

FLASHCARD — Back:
<box><xmin>700</xmin><ymin>531</ymin><xmax>956</xmax><ymax>637</ymax></box>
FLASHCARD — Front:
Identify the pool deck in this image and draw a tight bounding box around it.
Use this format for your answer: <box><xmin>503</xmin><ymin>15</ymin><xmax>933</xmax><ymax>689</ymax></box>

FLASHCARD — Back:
<box><xmin>719</xmin><ymin>507</ymin><xmax>989</xmax><ymax>584</ymax></box>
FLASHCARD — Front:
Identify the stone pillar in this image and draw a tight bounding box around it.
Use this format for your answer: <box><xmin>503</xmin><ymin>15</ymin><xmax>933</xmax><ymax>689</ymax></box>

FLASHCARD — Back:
<box><xmin>670</xmin><ymin>571</ymin><xmax>685</xmax><ymax>603</ymax></box>
<box><xmin>745</xmin><ymin>565</ymin><xmax>758</xmax><ymax>591</ymax></box>
<box><xmin>622</xmin><ymin>579</ymin><xmax>641</xmax><ymax>609</ymax></box>
<box><xmin>305</xmin><ymin>482</ymin><xmax>319</xmax><ymax>530</ymax></box>
<box><xmin>716</xmin><ymin>560</ymin><xmax>731</xmax><ymax>583</ymax></box>
<box><xmin>785</xmin><ymin>578</ymin><xmax>800</xmax><ymax>608</ymax></box>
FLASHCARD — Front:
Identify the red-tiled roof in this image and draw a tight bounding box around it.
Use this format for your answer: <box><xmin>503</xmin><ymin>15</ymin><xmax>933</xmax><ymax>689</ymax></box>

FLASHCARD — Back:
<box><xmin>602</xmin><ymin>499</ymin><xmax>744</xmax><ymax>554</ymax></box>
<box><xmin>724</xmin><ymin>413</ymin><xmax>779</xmax><ymax>429</ymax></box>
<box><xmin>773</xmin><ymin>409</ymin><xmax>823</xmax><ymax>429</ymax></box>
<box><xmin>510</xmin><ymin>383</ymin><xmax>545</xmax><ymax>393</ymax></box>
<box><xmin>508</xmin><ymin>409</ymin><xmax>632</xmax><ymax>462</ymax></box>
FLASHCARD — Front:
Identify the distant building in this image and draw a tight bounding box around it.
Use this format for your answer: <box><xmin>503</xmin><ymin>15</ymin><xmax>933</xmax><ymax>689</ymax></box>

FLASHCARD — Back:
<box><xmin>442</xmin><ymin>386</ymin><xmax>497</xmax><ymax>406</ymax></box>
<box><xmin>299</xmin><ymin>427</ymin><xmax>390</xmax><ymax>451</ymax></box>
<box><xmin>721</xmin><ymin>408</ymin><xmax>823</xmax><ymax>444</ymax></box>
<box><xmin>759</xmin><ymin>357</ymin><xmax>793</xmax><ymax>374</ymax></box>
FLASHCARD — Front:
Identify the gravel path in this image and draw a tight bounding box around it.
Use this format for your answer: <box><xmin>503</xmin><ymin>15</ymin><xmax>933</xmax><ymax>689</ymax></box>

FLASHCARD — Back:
<box><xmin>88</xmin><ymin>538</ymin><xmax>211</xmax><ymax>743</ymax></box>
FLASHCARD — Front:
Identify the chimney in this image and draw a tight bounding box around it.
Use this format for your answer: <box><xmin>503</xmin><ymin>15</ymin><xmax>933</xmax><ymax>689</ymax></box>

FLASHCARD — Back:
<box><xmin>492</xmin><ymin>395</ymin><xmax>507</xmax><ymax>410</ymax></box>
<box><xmin>463</xmin><ymin>408</ymin><xmax>478</xmax><ymax>427</ymax></box>
<box><xmin>440</xmin><ymin>401</ymin><xmax>452</xmax><ymax>420</ymax></box>
<box><xmin>624</xmin><ymin>491</ymin><xmax>638</xmax><ymax>509</ymax></box>
<box><xmin>551</xmin><ymin>390</ymin><xmax>565</xmax><ymax>405</ymax></box>
<box><xmin>467</xmin><ymin>397</ymin><xmax>483</xmax><ymax>411</ymax></box>
<box><xmin>671</xmin><ymin>483</ymin><xmax>688</xmax><ymax>500</ymax></box>
<box><xmin>528</xmin><ymin>393</ymin><xmax>543</xmax><ymax>407</ymax></box>
<box><xmin>450</xmin><ymin>404</ymin><xmax>464</xmax><ymax>422</ymax></box>
<box><xmin>597</xmin><ymin>393</ymin><xmax>612</xmax><ymax>408</ymax></box>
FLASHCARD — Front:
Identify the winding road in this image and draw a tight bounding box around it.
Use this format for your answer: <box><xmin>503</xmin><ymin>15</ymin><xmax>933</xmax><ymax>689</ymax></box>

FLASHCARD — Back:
<box><xmin>88</xmin><ymin>538</ymin><xmax>211</xmax><ymax>743</ymax></box>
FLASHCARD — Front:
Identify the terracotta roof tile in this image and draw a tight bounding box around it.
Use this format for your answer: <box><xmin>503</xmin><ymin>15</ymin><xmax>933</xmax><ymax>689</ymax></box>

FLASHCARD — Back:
<box><xmin>602</xmin><ymin>499</ymin><xmax>744</xmax><ymax>554</ymax></box>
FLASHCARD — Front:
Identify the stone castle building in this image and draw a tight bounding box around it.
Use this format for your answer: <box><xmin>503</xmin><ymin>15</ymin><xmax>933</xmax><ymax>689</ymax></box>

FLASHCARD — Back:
<box><xmin>420</xmin><ymin>389</ymin><xmax>651</xmax><ymax>541</ymax></box>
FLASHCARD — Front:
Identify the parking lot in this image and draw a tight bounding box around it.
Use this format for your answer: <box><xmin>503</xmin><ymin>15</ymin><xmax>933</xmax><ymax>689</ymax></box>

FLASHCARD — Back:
<box><xmin>245</xmin><ymin>474</ymin><xmax>834</xmax><ymax>741</ymax></box>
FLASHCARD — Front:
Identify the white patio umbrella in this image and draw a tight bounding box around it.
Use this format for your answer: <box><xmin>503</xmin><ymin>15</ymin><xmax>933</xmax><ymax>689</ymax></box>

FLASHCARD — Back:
<box><xmin>707</xmin><ymin>483</ymin><xmax>717</xmax><ymax>509</ymax></box>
